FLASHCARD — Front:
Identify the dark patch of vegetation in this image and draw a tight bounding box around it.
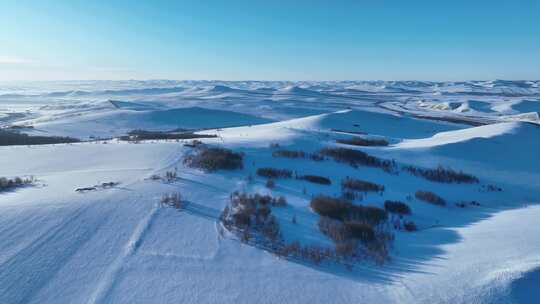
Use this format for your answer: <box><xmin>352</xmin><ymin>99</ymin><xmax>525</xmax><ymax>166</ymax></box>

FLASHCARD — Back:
<box><xmin>184</xmin><ymin>146</ymin><xmax>243</xmax><ymax>172</ymax></box>
<box><xmin>344</xmin><ymin>221</ymin><xmax>375</xmax><ymax>242</ymax></box>
<box><xmin>272</xmin><ymin>149</ymin><xmax>324</xmax><ymax>161</ymax></box>
<box><xmin>403</xmin><ymin>221</ymin><xmax>417</xmax><ymax>231</ymax></box>
<box><xmin>121</xmin><ymin>129</ymin><xmax>217</xmax><ymax>141</ymax></box>
<box><xmin>336</xmin><ymin>137</ymin><xmax>389</xmax><ymax>147</ymax></box>
<box><xmin>0</xmin><ymin>176</ymin><xmax>34</xmax><ymax>193</ymax></box>
<box><xmin>0</xmin><ymin>129</ymin><xmax>80</xmax><ymax>146</ymax></box>
<box><xmin>256</xmin><ymin>167</ymin><xmax>292</xmax><ymax>179</ymax></box>
<box><xmin>221</xmin><ymin>192</ymin><xmax>284</xmax><ymax>244</ymax></box>
<box><xmin>481</xmin><ymin>184</ymin><xmax>502</xmax><ymax>192</ymax></box>
<box><xmin>384</xmin><ymin>200</ymin><xmax>411</xmax><ymax>215</ymax></box>
<box><xmin>317</xmin><ymin>211</ymin><xmax>392</xmax><ymax>263</ymax></box>
<box><xmin>165</xmin><ymin>170</ymin><xmax>177</xmax><ymax>182</ymax></box>
<box><xmin>310</xmin><ymin>196</ymin><xmax>351</xmax><ymax>220</ymax></box>
<box><xmin>183</xmin><ymin>139</ymin><xmax>204</xmax><ymax>148</ymax></box>
<box><xmin>341</xmin><ymin>177</ymin><xmax>384</xmax><ymax>193</ymax></box>
<box><xmin>160</xmin><ymin>192</ymin><xmax>182</xmax><ymax>209</ymax></box>
<box><xmin>341</xmin><ymin>190</ymin><xmax>360</xmax><ymax>201</ymax></box>
<box><xmin>403</xmin><ymin>165</ymin><xmax>479</xmax><ymax>184</ymax></box>
<box><xmin>297</xmin><ymin>175</ymin><xmax>331</xmax><ymax>185</ymax></box>
<box><xmin>310</xmin><ymin>195</ymin><xmax>387</xmax><ymax>225</ymax></box>
<box><xmin>318</xmin><ymin>216</ymin><xmax>350</xmax><ymax>243</ymax></box>
<box><xmin>415</xmin><ymin>190</ymin><xmax>446</xmax><ymax>206</ymax></box>
<box><xmin>265</xmin><ymin>179</ymin><xmax>275</xmax><ymax>189</ymax></box>
<box><xmin>320</xmin><ymin>147</ymin><xmax>396</xmax><ymax>173</ymax></box>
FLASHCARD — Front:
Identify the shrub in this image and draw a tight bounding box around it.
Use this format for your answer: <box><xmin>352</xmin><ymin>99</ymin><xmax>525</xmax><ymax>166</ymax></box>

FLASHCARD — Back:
<box><xmin>221</xmin><ymin>192</ymin><xmax>284</xmax><ymax>243</ymax></box>
<box><xmin>336</xmin><ymin>137</ymin><xmax>389</xmax><ymax>147</ymax></box>
<box><xmin>310</xmin><ymin>195</ymin><xmax>387</xmax><ymax>225</ymax></box>
<box><xmin>403</xmin><ymin>221</ymin><xmax>417</xmax><ymax>231</ymax></box>
<box><xmin>122</xmin><ymin>129</ymin><xmax>217</xmax><ymax>141</ymax></box>
<box><xmin>265</xmin><ymin>179</ymin><xmax>275</xmax><ymax>189</ymax></box>
<box><xmin>0</xmin><ymin>176</ymin><xmax>34</xmax><ymax>193</ymax></box>
<box><xmin>415</xmin><ymin>190</ymin><xmax>446</xmax><ymax>206</ymax></box>
<box><xmin>271</xmin><ymin>149</ymin><xmax>324</xmax><ymax>161</ymax></box>
<box><xmin>160</xmin><ymin>192</ymin><xmax>182</xmax><ymax>209</ymax></box>
<box><xmin>341</xmin><ymin>177</ymin><xmax>384</xmax><ymax>193</ymax></box>
<box><xmin>184</xmin><ymin>147</ymin><xmax>243</xmax><ymax>171</ymax></box>
<box><xmin>165</xmin><ymin>170</ymin><xmax>177</xmax><ymax>182</ymax></box>
<box><xmin>256</xmin><ymin>167</ymin><xmax>292</xmax><ymax>179</ymax></box>
<box><xmin>384</xmin><ymin>200</ymin><xmax>411</xmax><ymax>215</ymax></box>
<box><xmin>341</xmin><ymin>190</ymin><xmax>359</xmax><ymax>201</ymax></box>
<box><xmin>318</xmin><ymin>216</ymin><xmax>350</xmax><ymax>242</ymax></box>
<box><xmin>320</xmin><ymin>147</ymin><xmax>396</xmax><ymax>172</ymax></box>
<box><xmin>272</xmin><ymin>149</ymin><xmax>306</xmax><ymax>158</ymax></box>
<box><xmin>344</xmin><ymin>221</ymin><xmax>375</xmax><ymax>242</ymax></box>
<box><xmin>335</xmin><ymin>240</ymin><xmax>358</xmax><ymax>257</ymax></box>
<box><xmin>349</xmin><ymin>205</ymin><xmax>388</xmax><ymax>226</ymax></box>
<box><xmin>310</xmin><ymin>196</ymin><xmax>352</xmax><ymax>220</ymax></box>
<box><xmin>0</xmin><ymin>129</ymin><xmax>79</xmax><ymax>146</ymax></box>
<box><xmin>403</xmin><ymin>165</ymin><xmax>479</xmax><ymax>184</ymax></box>
<box><xmin>297</xmin><ymin>175</ymin><xmax>331</xmax><ymax>185</ymax></box>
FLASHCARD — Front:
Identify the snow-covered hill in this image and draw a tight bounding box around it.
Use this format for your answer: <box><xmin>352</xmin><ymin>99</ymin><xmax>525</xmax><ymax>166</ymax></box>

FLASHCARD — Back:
<box><xmin>0</xmin><ymin>80</ymin><xmax>539</xmax><ymax>303</ymax></box>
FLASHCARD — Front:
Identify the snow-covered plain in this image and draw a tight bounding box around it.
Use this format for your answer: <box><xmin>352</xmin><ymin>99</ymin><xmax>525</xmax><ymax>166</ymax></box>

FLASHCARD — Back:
<box><xmin>1</xmin><ymin>80</ymin><xmax>539</xmax><ymax>303</ymax></box>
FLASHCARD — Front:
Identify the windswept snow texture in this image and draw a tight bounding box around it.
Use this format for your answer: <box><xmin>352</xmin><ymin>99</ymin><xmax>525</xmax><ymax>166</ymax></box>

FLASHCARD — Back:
<box><xmin>1</xmin><ymin>80</ymin><xmax>540</xmax><ymax>304</ymax></box>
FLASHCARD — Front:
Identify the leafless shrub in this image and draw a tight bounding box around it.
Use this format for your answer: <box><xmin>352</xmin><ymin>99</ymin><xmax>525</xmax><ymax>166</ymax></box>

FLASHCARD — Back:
<box><xmin>184</xmin><ymin>139</ymin><xmax>204</xmax><ymax>148</ymax></box>
<box><xmin>318</xmin><ymin>216</ymin><xmax>350</xmax><ymax>243</ymax></box>
<box><xmin>272</xmin><ymin>149</ymin><xmax>325</xmax><ymax>161</ymax></box>
<box><xmin>265</xmin><ymin>179</ymin><xmax>275</xmax><ymax>189</ymax></box>
<box><xmin>310</xmin><ymin>195</ymin><xmax>387</xmax><ymax>225</ymax></box>
<box><xmin>403</xmin><ymin>221</ymin><xmax>417</xmax><ymax>231</ymax></box>
<box><xmin>160</xmin><ymin>192</ymin><xmax>182</xmax><ymax>209</ymax></box>
<box><xmin>184</xmin><ymin>146</ymin><xmax>243</xmax><ymax>172</ymax></box>
<box><xmin>297</xmin><ymin>175</ymin><xmax>331</xmax><ymax>185</ymax></box>
<box><xmin>341</xmin><ymin>177</ymin><xmax>384</xmax><ymax>193</ymax></box>
<box><xmin>272</xmin><ymin>149</ymin><xmax>305</xmax><ymax>158</ymax></box>
<box><xmin>256</xmin><ymin>167</ymin><xmax>292</xmax><ymax>179</ymax></box>
<box><xmin>415</xmin><ymin>190</ymin><xmax>446</xmax><ymax>206</ymax></box>
<box><xmin>320</xmin><ymin>147</ymin><xmax>396</xmax><ymax>173</ymax></box>
<box><xmin>344</xmin><ymin>221</ymin><xmax>375</xmax><ymax>243</ymax></box>
<box><xmin>310</xmin><ymin>196</ymin><xmax>352</xmax><ymax>220</ymax></box>
<box><xmin>0</xmin><ymin>129</ymin><xmax>80</xmax><ymax>146</ymax></box>
<box><xmin>384</xmin><ymin>200</ymin><xmax>411</xmax><ymax>215</ymax></box>
<box><xmin>341</xmin><ymin>190</ymin><xmax>359</xmax><ymax>201</ymax></box>
<box><xmin>0</xmin><ymin>176</ymin><xmax>34</xmax><ymax>192</ymax></box>
<box><xmin>336</xmin><ymin>137</ymin><xmax>389</xmax><ymax>147</ymax></box>
<box><xmin>481</xmin><ymin>184</ymin><xmax>502</xmax><ymax>192</ymax></box>
<box><xmin>221</xmin><ymin>192</ymin><xmax>284</xmax><ymax>245</ymax></box>
<box><xmin>165</xmin><ymin>170</ymin><xmax>177</xmax><ymax>182</ymax></box>
<box><xmin>403</xmin><ymin>165</ymin><xmax>479</xmax><ymax>183</ymax></box>
<box><xmin>121</xmin><ymin>129</ymin><xmax>217</xmax><ymax>141</ymax></box>
<box><xmin>149</xmin><ymin>174</ymin><xmax>161</xmax><ymax>180</ymax></box>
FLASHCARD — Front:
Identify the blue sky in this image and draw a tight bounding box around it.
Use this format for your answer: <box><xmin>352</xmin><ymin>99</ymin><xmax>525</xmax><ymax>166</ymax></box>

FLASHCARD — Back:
<box><xmin>1</xmin><ymin>0</ymin><xmax>539</xmax><ymax>81</ymax></box>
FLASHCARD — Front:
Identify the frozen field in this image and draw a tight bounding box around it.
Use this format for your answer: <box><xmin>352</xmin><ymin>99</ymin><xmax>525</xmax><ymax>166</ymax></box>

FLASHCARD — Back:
<box><xmin>1</xmin><ymin>80</ymin><xmax>539</xmax><ymax>303</ymax></box>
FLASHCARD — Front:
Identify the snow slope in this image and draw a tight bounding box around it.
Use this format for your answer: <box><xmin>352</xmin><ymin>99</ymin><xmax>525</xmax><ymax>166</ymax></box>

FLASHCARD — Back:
<box><xmin>1</xmin><ymin>80</ymin><xmax>539</xmax><ymax>303</ymax></box>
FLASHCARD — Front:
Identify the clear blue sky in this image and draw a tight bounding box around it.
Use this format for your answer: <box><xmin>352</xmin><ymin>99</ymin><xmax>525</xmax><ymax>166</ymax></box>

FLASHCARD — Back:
<box><xmin>1</xmin><ymin>0</ymin><xmax>539</xmax><ymax>81</ymax></box>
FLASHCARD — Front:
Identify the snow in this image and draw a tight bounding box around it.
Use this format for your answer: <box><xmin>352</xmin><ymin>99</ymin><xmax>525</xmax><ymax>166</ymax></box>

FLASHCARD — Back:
<box><xmin>394</xmin><ymin>122</ymin><xmax>517</xmax><ymax>149</ymax></box>
<box><xmin>1</xmin><ymin>80</ymin><xmax>539</xmax><ymax>303</ymax></box>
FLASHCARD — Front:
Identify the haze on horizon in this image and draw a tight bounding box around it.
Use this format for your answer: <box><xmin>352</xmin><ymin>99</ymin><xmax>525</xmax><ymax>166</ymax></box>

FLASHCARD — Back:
<box><xmin>1</xmin><ymin>0</ymin><xmax>539</xmax><ymax>81</ymax></box>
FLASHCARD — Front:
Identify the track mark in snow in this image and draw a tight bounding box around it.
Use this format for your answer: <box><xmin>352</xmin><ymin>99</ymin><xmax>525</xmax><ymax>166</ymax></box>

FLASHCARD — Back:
<box><xmin>0</xmin><ymin>205</ymin><xmax>110</xmax><ymax>304</ymax></box>
<box><xmin>87</xmin><ymin>204</ymin><xmax>159</xmax><ymax>304</ymax></box>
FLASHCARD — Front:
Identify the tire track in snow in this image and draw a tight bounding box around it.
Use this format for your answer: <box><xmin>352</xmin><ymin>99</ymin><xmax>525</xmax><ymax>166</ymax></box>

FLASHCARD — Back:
<box><xmin>87</xmin><ymin>203</ymin><xmax>159</xmax><ymax>304</ymax></box>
